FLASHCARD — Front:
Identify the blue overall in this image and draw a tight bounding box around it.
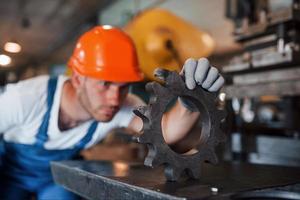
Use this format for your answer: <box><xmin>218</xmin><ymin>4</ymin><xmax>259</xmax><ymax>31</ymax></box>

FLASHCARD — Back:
<box><xmin>0</xmin><ymin>77</ymin><xmax>98</xmax><ymax>200</ymax></box>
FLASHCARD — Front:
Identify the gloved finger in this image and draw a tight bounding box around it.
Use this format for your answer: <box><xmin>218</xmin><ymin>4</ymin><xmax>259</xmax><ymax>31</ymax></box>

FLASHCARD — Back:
<box><xmin>208</xmin><ymin>76</ymin><xmax>225</xmax><ymax>92</ymax></box>
<box><xmin>183</xmin><ymin>58</ymin><xmax>197</xmax><ymax>90</ymax></box>
<box><xmin>194</xmin><ymin>58</ymin><xmax>210</xmax><ymax>84</ymax></box>
<box><xmin>202</xmin><ymin>67</ymin><xmax>219</xmax><ymax>89</ymax></box>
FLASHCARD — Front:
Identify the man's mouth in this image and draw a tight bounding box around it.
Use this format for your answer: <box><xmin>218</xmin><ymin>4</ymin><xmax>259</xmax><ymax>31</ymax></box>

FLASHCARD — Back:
<box><xmin>102</xmin><ymin>106</ymin><xmax>119</xmax><ymax>115</ymax></box>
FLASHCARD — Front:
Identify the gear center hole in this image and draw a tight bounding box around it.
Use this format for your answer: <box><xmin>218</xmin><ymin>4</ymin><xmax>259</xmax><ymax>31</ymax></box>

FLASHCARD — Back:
<box><xmin>161</xmin><ymin>96</ymin><xmax>208</xmax><ymax>155</ymax></box>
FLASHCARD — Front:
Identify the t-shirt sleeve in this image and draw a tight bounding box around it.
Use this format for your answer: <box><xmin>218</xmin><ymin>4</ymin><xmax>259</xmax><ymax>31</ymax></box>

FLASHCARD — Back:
<box><xmin>0</xmin><ymin>85</ymin><xmax>24</xmax><ymax>133</ymax></box>
<box><xmin>115</xmin><ymin>93</ymin><xmax>145</xmax><ymax>128</ymax></box>
<box><xmin>116</xmin><ymin>106</ymin><xmax>136</xmax><ymax>128</ymax></box>
<box><xmin>0</xmin><ymin>76</ymin><xmax>48</xmax><ymax>134</ymax></box>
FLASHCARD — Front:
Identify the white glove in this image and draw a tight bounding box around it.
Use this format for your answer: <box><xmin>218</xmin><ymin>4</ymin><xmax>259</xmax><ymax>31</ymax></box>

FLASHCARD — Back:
<box><xmin>181</xmin><ymin>58</ymin><xmax>224</xmax><ymax>92</ymax></box>
<box><xmin>179</xmin><ymin>58</ymin><xmax>225</xmax><ymax>111</ymax></box>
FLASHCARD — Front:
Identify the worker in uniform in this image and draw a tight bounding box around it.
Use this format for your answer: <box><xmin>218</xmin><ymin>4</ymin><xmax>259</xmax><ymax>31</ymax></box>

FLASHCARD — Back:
<box><xmin>0</xmin><ymin>25</ymin><xmax>224</xmax><ymax>200</ymax></box>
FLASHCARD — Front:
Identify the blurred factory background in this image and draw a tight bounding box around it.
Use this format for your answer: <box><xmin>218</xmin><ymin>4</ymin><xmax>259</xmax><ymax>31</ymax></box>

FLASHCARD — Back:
<box><xmin>1</xmin><ymin>0</ymin><xmax>300</xmax><ymax>195</ymax></box>
<box><xmin>0</xmin><ymin>0</ymin><xmax>240</xmax><ymax>84</ymax></box>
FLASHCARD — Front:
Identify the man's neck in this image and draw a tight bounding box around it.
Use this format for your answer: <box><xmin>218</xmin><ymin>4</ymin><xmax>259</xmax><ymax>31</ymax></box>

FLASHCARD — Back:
<box><xmin>59</xmin><ymin>80</ymin><xmax>91</xmax><ymax>131</ymax></box>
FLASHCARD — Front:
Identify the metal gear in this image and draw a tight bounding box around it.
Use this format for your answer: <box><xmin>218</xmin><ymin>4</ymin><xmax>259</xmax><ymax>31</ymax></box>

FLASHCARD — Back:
<box><xmin>133</xmin><ymin>69</ymin><xmax>226</xmax><ymax>181</ymax></box>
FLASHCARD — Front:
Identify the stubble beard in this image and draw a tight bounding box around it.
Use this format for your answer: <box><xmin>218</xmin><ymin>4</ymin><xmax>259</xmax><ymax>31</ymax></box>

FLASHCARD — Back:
<box><xmin>78</xmin><ymin>90</ymin><xmax>120</xmax><ymax>122</ymax></box>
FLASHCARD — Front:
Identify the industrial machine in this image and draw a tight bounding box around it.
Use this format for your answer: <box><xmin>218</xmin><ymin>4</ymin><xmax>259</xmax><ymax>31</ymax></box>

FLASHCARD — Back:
<box><xmin>223</xmin><ymin>0</ymin><xmax>300</xmax><ymax>166</ymax></box>
<box><xmin>124</xmin><ymin>8</ymin><xmax>215</xmax><ymax>81</ymax></box>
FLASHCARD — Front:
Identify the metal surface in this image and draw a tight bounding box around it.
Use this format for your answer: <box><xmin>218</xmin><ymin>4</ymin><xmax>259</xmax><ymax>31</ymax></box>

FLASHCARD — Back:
<box><xmin>224</xmin><ymin>1</ymin><xmax>300</xmax><ymax>74</ymax></box>
<box><xmin>223</xmin><ymin>67</ymin><xmax>300</xmax><ymax>98</ymax></box>
<box><xmin>133</xmin><ymin>70</ymin><xmax>226</xmax><ymax>181</ymax></box>
<box><xmin>226</xmin><ymin>1</ymin><xmax>300</xmax><ymax>42</ymax></box>
<box><xmin>229</xmin><ymin>184</ymin><xmax>300</xmax><ymax>200</ymax></box>
<box><xmin>232</xmin><ymin>67</ymin><xmax>300</xmax><ymax>85</ymax></box>
<box><xmin>222</xmin><ymin>44</ymin><xmax>300</xmax><ymax>73</ymax></box>
<box><xmin>224</xmin><ymin>79</ymin><xmax>300</xmax><ymax>98</ymax></box>
<box><xmin>51</xmin><ymin>160</ymin><xmax>300</xmax><ymax>200</ymax></box>
<box><xmin>230</xmin><ymin>133</ymin><xmax>300</xmax><ymax>167</ymax></box>
<box><xmin>234</xmin><ymin>6</ymin><xmax>300</xmax><ymax>42</ymax></box>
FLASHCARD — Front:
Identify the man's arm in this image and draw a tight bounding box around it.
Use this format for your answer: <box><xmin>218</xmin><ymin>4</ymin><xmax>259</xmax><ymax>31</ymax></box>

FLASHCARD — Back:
<box><xmin>161</xmin><ymin>101</ymin><xmax>200</xmax><ymax>145</ymax></box>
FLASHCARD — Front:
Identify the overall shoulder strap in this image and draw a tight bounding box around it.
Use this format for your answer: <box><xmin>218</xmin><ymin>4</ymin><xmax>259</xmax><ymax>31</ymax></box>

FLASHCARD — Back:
<box><xmin>74</xmin><ymin>121</ymin><xmax>98</xmax><ymax>149</ymax></box>
<box><xmin>35</xmin><ymin>76</ymin><xmax>58</xmax><ymax>147</ymax></box>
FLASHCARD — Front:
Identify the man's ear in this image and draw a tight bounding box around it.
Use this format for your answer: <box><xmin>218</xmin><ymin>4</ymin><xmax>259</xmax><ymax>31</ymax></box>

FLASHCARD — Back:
<box><xmin>71</xmin><ymin>70</ymin><xmax>84</xmax><ymax>89</ymax></box>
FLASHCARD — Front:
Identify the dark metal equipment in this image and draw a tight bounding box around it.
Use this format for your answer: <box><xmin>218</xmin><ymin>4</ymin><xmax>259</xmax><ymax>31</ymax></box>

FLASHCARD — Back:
<box><xmin>225</xmin><ymin>0</ymin><xmax>300</xmax><ymax>74</ymax></box>
<box><xmin>51</xmin><ymin>160</ymin><xmax>300</xmax><ymax>200</ymax></box>
<box><xmin>133</xmin><ymin>69</ymin><xmax>226</xmax><ymax>181</ymax></box>
<box><xmin>223</xmin><ymin>0</ymin><xmax>300</xmax><ymax>166</ymax></box>
<box><xmin>224</xmin><ymin>0</ymin><xmax>300</xmax><ymax>96</ymax></box>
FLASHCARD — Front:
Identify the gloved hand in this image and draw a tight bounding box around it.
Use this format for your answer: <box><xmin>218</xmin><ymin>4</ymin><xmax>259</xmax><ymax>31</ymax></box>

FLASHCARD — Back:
<box><xmin>179</xmin><ymin>58</ymin><xmax>225</xmax><ymax>111</ymax></box>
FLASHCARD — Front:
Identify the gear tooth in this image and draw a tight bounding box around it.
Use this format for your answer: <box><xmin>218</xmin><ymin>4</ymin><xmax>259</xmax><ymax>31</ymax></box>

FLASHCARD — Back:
<box><xmin>153</xmin><ymin>82</ymin><xmax>171</xmax><ymax>97</ymax></box>
<box><xmin>150</xmin><ymin>156</ymin><xmax>163</xmax><ymax>167</ymax></box>
<box><xmin>146</xmin><ymin>82</ymin><xmax>164</xmax><ymax>95</ymax></box>
<box><xmin>187</xmin><ymin>165</ymin><xmax>202</xmax><ymax>179</ymax></box>
<box><xmin>145</xmin><ymin>155</ymin><xmax>163</xmax><ymax>167</ymax></box>
<box><xmin>145</xmin><ymin>82</ymin><xmax>155</xmax><ymax>93</ymax></box>
<box><xmin>216</xmin><ymin>109</ymin><xmax>227</xmax><ymax>121</ymax></box>
<box><xmin>133</xmin><ymin>106</ymin><xmax>148</xmax><ymax>120</ymax></box>
<box><xmin>144</xmin><ymin>157</ymin><xmax>154</xmax><ymax>167</ymax></box>
<box><xmin>144</xmin><ymin>144</ymin><xmax>157</xmax><ymax>167</ymax></box>
<box><xmin>137</xmin><ymin>106</ymin><xmax>148</xmax><ymax>115</ymax></box>
<box><xmin>199</xmin><ymin>147</ymin><xmax>218</xmax><ymax>164</ymax></box>
<box><xmin>149</xmin><ymin>95</ymin><xmax>158</xmax><ymax>105</ymax></box>
<box><xmin>133</xmin><ymin>106</ymin><xmax>151</xmax><ymax>132</ymax></box>
<box><xmin>205</xmin><ymin>149</ymin><xmax>218</xmax><ymax>164</ymax></box>
<box><xmin>153</xmin><ymin>68</ymin><xmax>170</xmax><ymax>82</ymax></box>
<box><xmin>165</xmin><ymin>165</ymin><xmax>183</xmax><ymax>182</ymax></box>
<box><xmin>131</xmin><ymin>136</ymin><xmax>139</xmax><ymax>143</ymax></box>
<box><xmin>137</xmin><ymin>134</ymin><xmax>148</xmax><ymax>143</ymax></box>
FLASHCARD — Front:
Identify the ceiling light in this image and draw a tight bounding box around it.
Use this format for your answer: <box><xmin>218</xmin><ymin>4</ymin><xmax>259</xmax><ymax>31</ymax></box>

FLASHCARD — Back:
<box><xmin>0</xmin><ymin>54</ymin><xmax>12</xmax><ymax>66</ymax></box>
<box><xmin>4</xmin><ymin>42</ymin><xmax>22</xmax><ymax>53</ymax></box>
<box><xmin>102</xmin><ymin>25</ymin><xmax>113</xmax><ymax>30</ymax></box>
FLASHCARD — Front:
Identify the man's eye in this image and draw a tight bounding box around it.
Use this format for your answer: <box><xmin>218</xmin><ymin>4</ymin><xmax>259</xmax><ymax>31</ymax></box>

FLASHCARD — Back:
<box><xmin>120</xmin><ymin>84</ymin><xmax>129</xmax><ymax>90</ymax></box>
<box><xmin>98</xmin><ymin>81</ymin><xmax>111</xmax><ymax>87</ymax></box>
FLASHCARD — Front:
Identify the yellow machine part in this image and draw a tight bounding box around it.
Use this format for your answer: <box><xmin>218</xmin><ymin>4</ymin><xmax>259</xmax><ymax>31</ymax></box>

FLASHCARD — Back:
<box><xmin>124</xmin><ymin>8</ymin><xmax>215</xmax><ymax>81</ymax></box>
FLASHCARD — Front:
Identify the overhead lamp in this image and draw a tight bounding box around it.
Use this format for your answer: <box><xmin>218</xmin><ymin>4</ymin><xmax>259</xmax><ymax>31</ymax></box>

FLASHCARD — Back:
<box><xmin>0</xmin><ymin>54</ymin><xmax>12</xmax><ymax>66</ymax></box>
<box><xmin>102</xmin><ymin>25</ymin><xmax>113</xmax><ymax>30</ymax></box>
<box><xmin>4</xmin><ymin>41</ymin><xmax>22</xmax><ymax>53</ymax></box>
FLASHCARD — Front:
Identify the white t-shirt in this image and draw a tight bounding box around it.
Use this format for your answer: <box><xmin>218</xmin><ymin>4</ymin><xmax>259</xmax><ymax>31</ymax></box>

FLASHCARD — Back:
<box><xmin>0</xmin><ymin>75</ymin><xmax>139</xmax><ymax>150</ymax></box>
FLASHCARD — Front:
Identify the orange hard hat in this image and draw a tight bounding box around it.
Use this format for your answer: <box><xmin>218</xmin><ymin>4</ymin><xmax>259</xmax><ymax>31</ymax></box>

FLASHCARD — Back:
<box><xmin>68</xmin><ymin>25</ymin><xmax>144</xmax><ymax>82</ymax></box>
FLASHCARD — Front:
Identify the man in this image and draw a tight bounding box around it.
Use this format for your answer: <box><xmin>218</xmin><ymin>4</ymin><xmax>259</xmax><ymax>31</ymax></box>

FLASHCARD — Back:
<box><xmin>0</xmin><ymin>25</ymin><xmax>224</xmax><ymax>200</ymax></box>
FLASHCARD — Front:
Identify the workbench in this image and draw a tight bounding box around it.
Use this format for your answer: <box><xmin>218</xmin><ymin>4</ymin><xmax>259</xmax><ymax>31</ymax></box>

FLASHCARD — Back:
<box><xmin>51</xmin><ymin>160</ymin><xmax>300</xmax><ymax>199</ymax></box>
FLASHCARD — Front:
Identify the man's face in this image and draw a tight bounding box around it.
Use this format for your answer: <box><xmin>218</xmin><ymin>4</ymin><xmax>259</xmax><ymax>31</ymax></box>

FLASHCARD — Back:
<box><xmin>77</xmin><ymin>77</ymin><xmax>129</xmax><ymax>122</ymax></box>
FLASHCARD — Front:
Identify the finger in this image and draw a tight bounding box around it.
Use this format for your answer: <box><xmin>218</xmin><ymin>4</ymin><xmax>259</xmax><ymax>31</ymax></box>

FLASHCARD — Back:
<box><xmin>208</xmin><ymin>76</ymin><xmax>225</xmax><ymax>92</ymax></box>
<box><xmin>202</xmin><ymin>67</ymin><xmax>219</xmax><ymax>89</ymax></box>
<box><xmin>183</xmin><ymin>58</ymin><xmax>197</xmax><ymax>90</ymax></box>
<box><xmin>194</xmin><ymin>58</ymin><xmax>210</xmax><ymax>84</ymax></box>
